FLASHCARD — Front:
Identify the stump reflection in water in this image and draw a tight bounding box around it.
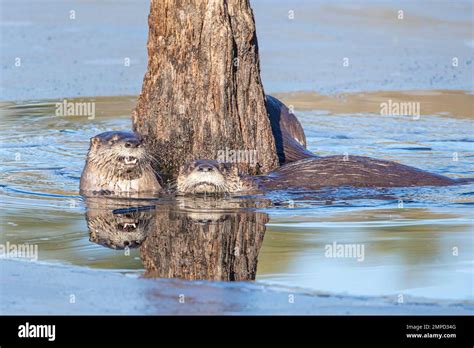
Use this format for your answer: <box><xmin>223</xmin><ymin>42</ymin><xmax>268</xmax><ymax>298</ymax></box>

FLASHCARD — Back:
<box><xmin>83</xmin><ymin>197</ymin><xmax>269</xmax><ymax>281</ymax></box>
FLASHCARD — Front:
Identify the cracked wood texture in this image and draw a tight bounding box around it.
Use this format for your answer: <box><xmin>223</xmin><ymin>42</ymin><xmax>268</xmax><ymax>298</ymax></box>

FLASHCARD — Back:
<box><xmin>133</xmin><ymin>0</ymin><xmax>279</xmax><ymax>182</ymax></box>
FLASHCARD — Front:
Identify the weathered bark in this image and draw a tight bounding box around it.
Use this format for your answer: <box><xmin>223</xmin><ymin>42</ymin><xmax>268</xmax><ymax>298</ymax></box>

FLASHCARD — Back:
<box><xmin>133</xmin><ymin>0</ymin><xmax>279</xmax><ymax>182</ymax></box>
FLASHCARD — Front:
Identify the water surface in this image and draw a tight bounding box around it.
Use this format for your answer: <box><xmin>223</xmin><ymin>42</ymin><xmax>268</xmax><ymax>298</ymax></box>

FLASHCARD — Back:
<box><xmin>0</xmin><ymin>95</ymin><xmax>473</xmax><ymax>300</ymax></box>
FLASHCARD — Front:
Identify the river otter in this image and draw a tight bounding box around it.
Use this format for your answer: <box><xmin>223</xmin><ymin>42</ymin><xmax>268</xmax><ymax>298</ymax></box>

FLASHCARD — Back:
<box><xmin>79</xmin><ymin>131</ymin><xmax>162</xmax><ymax>196</ymax></box>
<box><xmin>266</xmin><ymin>95</ymin><xmax>314</xmax><ymax>164</ymax></box>
<box><xmin>176</xmin><ymin>160</ymin><xmax>246</xmax><ymax>194</ymax></box>
<box><xmin>176</xmin><ymin>157</ymin><xmax>466</xmax><ymax>194</ymax></box>
<box><xmin>80</xmin><ymin>96</ymin><xmax>307</xmax><ymax>194</ymax></box>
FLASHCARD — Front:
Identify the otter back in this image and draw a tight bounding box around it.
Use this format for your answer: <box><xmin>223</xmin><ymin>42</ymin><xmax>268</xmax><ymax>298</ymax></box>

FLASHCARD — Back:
<box><xmin>266</xmin><ymin>95</ymin><xmax>314</xmax><ymax>164</ymax></box>
<box><xmin>260</xmin><ymin>156</ymin><xmax>458</xmax><ymax>190</ymax></box>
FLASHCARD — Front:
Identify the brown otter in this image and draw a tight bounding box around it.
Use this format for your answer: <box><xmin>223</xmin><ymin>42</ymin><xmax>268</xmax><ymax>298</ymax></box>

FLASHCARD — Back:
<box><xmin>79</xmin><ymin>131</ymin><xmax>162</xmax><ymax>196</ymax></box>
<box><xmin>266</xmin><ymin>95</ymin><xmax>314</xmax><ymax>164</ymax></box>
<box><xmin>176</xmin><ymin>160</ymin><xmax>245</xmax><ymax>194</ymax></box>
<box><xmin>176</xmin><ymin>157</ymin><xmax>467</xmax><ymax>194</ymax></box>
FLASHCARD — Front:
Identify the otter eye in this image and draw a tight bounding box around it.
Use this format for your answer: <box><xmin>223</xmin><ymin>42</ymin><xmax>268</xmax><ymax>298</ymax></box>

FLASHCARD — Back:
<box><xmin>124</xmin><ymin>142</ymin><xmax>132</xmax><ymax>148</ymax></box>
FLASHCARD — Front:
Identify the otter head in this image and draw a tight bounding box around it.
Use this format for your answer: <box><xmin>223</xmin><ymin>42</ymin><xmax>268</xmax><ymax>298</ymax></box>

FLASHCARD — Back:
<box><xmin>177</xmin><ymin>160</ymin><xmax>242</xmax><ymax>194</ymax></box>
<box><xmin>87</xmin><ymin>131</ymin><xmax>152</xmax><ymax>178</ymax></box>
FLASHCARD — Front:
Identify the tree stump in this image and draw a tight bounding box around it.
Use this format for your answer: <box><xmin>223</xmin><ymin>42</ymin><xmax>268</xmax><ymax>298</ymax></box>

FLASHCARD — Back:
<box><xmin>133</xmin><ymin>0</ymin><xmax>279</xmax><ymax>182</ymax></box>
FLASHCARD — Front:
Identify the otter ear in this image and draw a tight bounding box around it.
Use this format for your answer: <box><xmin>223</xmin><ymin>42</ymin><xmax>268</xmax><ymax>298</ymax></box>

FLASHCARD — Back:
<box><xmin>232</xmin><ymin>164</ymin><xmax>239</xmax><ymax>175</ymax></box>
<box><xmin>217</xmin><ymin>162</ymin><xmax>229</xmax><ymax>170</ymax></box>
<box><xmin>218</xmin><ymin>162</ymin><xmax>237</xmax><ymax>173</ymax></box>
<box><xmin>90</xmin><ymin>136</ymin><xmax>101</xmax><ymax>148</ymax></box>
<box><xmin>188</xmin><ymin>160</ymin><xmax>197</xmax><ymax>170</ymax></box>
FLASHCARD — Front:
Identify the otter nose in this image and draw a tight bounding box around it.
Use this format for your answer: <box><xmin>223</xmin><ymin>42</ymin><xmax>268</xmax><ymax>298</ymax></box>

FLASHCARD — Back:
<box><xmin>197</xmin><ymin>164</ymin><xmax>214</xmax><ymax>172</ymax></box>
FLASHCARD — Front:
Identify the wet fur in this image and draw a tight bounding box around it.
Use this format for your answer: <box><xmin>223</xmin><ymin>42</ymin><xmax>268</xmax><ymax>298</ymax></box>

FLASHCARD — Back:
<box><xmin>260</xmin><ymin>156</ymin><xmax>458</xmax><ymax>190</ymax></box>
<box><xmin>177</xmin><ymin>156</ymin><xmax>462</xmax><ymax>194</ymax></box>
<box><xmin>266</xmin><ymin>95</ymin><xmax>314</xmax><ymax>164</ymax></box>
<box><xmin>80</xmin><ymin>131</ymin><xmax>162</xmax><ymax>195</ymax></box>
<box><xmin>177</xmin><ymin>160</ymin><xmax>251</xmax><ymax>194</ymax></box>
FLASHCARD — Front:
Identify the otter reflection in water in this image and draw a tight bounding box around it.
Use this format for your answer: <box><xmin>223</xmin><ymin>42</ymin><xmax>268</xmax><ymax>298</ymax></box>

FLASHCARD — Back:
<box><xmin>84</xmin><ymin>197</ymin><xmax>156</xmax><ymax>249</ymax></box>
<box><xmin>84</xmin><ymin>197</ymin><xmax>269</xmax><ymax>281</ymax></box>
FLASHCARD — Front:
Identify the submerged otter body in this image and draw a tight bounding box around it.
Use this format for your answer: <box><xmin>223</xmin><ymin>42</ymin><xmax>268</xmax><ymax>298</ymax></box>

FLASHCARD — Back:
<box><xmin>260</xmin><ymin>156</ymin><xmax>459</xmax><ymax>190</ymax></box>
<box><xmin>80</xmin><ymin>131</ymin><xmax>162</xmax><ymax>196</ymax></box>
<box><xmin>176</xmin><ymin>157</ymin><xmax>462</xmax><ymax>194</ymax></box>
<box><xmin>82</xmin><ymin>106</ymin><xmax>464</xmax><ymax>196</ymax></box>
